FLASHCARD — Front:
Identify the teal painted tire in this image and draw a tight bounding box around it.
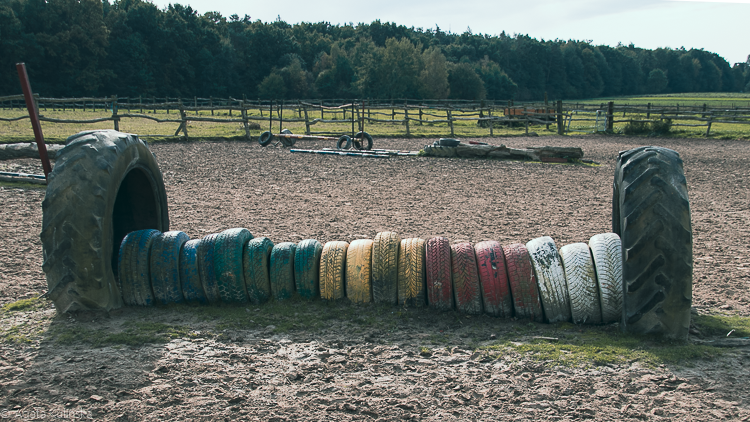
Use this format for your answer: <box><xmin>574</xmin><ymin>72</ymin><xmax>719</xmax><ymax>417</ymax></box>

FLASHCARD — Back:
<box><xmin>294</xmin><ymin>239</ymin><xmax>323</xmax><ymax>299</ymax></box>
<box><xmin>150</xmin><ymin>231</ymin><xmax>189</xmax><ymax>305</ymax></box>
<box><xmin>214</xmin><ymin>228</ymin><xmax>253</xmax><ymax>304</ymax></box>
<box><xmin>197</xmin><ymin>233</ymin><xmax>222</xmax><ymax>304</ymax></box>
<box><xmin>118</xmin><ymin>229</ymin><xmax>160</xmax><ymax>306</ymax></box>
<box><xmin>270</xmin><ymin>242</ymin><xmax>297</xmax><ymax>301</ymax></box>
<box><xmin>243</xmin><ymin>237</ymin><xmax>274</xmax><ymax>304</ymax></box>
<box><xmin>180</xmin><ymin>239</ymin><xmax>207</xmax><ymax>304</ymax></box>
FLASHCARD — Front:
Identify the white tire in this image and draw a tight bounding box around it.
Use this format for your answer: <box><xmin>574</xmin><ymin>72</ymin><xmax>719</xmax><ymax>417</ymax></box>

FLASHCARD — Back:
<box><xmin>526</xmin><ymin>236</ymin><xmax>571</xmax><ymax>323</ymax></box>
<box><xmin>589</xmin><ymin>233</ymin><xmax>623</xmax><ymax>324</ymax></box>
<box><xmin>559</xmin><ymin>243</ymin><xmax>602</xmax><ymax>324</ymax></box>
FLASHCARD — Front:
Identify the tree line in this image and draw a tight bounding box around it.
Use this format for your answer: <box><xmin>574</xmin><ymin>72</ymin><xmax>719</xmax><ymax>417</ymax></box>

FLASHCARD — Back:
<box><xmin>1</xmin><ymin>0</ymin><xmax>749</xmax><ymax>101</ymax></box>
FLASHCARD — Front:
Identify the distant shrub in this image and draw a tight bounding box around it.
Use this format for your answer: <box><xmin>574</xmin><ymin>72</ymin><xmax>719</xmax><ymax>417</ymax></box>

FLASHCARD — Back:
<box><xmin>623</xmin><ymin>118</ymin><xmax>671</xmax><ymax>136</ymax></box>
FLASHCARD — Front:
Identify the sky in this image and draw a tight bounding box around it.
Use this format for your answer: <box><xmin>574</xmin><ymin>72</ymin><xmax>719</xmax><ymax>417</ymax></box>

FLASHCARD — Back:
<box><xmin>149</xmin><ymin>0</ymin><xmax>749</xmax><ymax>65</ymax></box>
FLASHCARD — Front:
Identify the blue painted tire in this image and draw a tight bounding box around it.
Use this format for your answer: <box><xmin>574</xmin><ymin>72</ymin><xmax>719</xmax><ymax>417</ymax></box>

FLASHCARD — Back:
<box><xmin>294</xmin><ymin>239</ymin><xmax>322</xmax><ymax>299</ymax></box>
<box><xmin>118</xmin><ymin>229</ymin><xmax>160</xmax><ymax>306</ymax></box>
<box><xmin>180</xmin><ymin>239</ymin><xmax>207</xmax><ymax>304</ymax></box>
<box><xmin>214</xmin><ymin>228</ymin><xmax>253</xmax><ymax>304</ymax></box>
<box><xmin>243</xmin><ymin>237</ymin><xmax>274</xmax><ymax>304</ymax></box>
<box><xmin>150</xmin><ymin>231</ymin><xmax>190</xmax><ymax>305</ymax></box>
<box><xmin>197</xmin><ymin>233</ymin><xmax>222</xmax><ymax>304</ymax></box>
<box><xmin>270</xmin><ymin>242</ymin><xmax>297</xmax><ymax>301</ymax></box>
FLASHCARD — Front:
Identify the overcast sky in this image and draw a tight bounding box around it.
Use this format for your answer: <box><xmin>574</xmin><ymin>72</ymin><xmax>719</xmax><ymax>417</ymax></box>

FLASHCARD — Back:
<box><xmin>149</xmin><ymin>0</ymin><xmax>749</xmax><ymax>65</ymax></box>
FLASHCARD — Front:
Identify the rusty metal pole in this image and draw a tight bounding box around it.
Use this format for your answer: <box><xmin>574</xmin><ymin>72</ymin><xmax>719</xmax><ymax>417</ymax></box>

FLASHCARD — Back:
<box><xmin>16</xmin><ymin>63</ymin><xmax>51</xmax><ymax>179</ymax></box>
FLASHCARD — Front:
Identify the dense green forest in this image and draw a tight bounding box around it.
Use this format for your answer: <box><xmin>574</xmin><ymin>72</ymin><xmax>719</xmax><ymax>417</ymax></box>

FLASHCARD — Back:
<box><xmin>1</xmin><ymin>0</ymin><xmax>749</xmax><ymax>100</ymax></box>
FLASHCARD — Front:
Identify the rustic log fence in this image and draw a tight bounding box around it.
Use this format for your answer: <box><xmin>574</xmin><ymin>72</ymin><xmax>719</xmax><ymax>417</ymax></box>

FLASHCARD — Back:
<box><xmin>2</xmin><ymin>94</ymin><xmax>750</xmax><ymax>139</ymax></box>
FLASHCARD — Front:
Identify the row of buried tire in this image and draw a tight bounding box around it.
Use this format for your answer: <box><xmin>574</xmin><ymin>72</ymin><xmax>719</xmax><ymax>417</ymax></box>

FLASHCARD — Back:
<box><xmin>118</xmin><ymin>229</ymin><xmax>623</xmax><ymax>324</ymax></box>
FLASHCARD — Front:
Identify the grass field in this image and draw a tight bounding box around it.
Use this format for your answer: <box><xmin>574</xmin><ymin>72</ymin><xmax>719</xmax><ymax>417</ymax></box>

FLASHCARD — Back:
<box><xmin>1</xmin><ymin>93</ymin><xmax>749</xmax><ymax>143</ymax></box>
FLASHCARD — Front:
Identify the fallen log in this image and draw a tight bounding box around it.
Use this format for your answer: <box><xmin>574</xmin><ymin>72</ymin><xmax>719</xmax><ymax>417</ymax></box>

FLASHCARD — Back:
<box><xmin>0</xmin><ymin>143</ymin><xmax>64</xmax><ymax>161</ymax></box>
<box><xmin>421</xmin><ymin>141</ymin><xmax>583</xmax><ymax>162</ymax></box>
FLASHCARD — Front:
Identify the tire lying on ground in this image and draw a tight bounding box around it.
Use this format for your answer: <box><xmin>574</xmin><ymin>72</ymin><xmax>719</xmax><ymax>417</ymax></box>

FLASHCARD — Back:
<box><xmin>589</xmin><ymin>233</ymin><xmax>622</xmax><ymax>324</ymax></box>
<box><xmin>337</xmin><ymin>135</ymin><xmax>352</xmax><ymax>150</ymax></box>
<box><xmin>295</xmin><ymin>239</ymin><xmax>323</xmax><ymax>300</ymax></box>
<box><xmin>320</xmin><ymin>241</ymin><xmax>348</xmax><ymax>300</ymax></box>
<box><xmin>180</xmin><ymin>239</ymin><xmax>208</xmax><ymax>304</ymax></box>
<box><xmin>270</xmin><ymin>242</ymin><xmax>297</xmax><ymax>301</ymax></box>
<box><xmin>244</xmin><ymin>237</ymin><xmax>274</xmax><ymax>304</ymax></box>
<box><xmin>559</xmin><ymin>242</ymin><xmax>602</xmax><ymax>324</ymax></box>
<box><xmin>613</xmin><ymin>146</ymin><xmax>692</xmax><ymax>340</ymax></box>
<box><xmin>346</xmin><ymin>239</ymin><xmax>373</xmax><ymax>304</ymax></box>
<box><xmin>118</xmin><ymin>229</ymin><xmax>160</xmax><ymax>306</ymax></box>
<box><xmin>474</xmin><ymin>241</ymin><xmax>513</xmax><ymax>318</ymax></box>
<box><xmin>425</xmin><ymin>237</ymin><xmax>453</xmax><ymax>311</ymax></box>
<box><xmin>502</xmin><ymin>243</ymin><xmax>543</xmax><ymax>322</ymax></box>
<box><xmin>450</xmin><ymin>243</ymin><xmax>483</xmax><ymax>315</ymax></box>
<box><xmin>41</xmin><ymin>130</ymin><xmax>169</xmax><ymax>312</ymax></box>
<box><xmin>150</xmin><ymin>231</ymin><xmax>189</xmax><ymax>305</ymax></box>
<box><xmin>526</xmin><ymin>236</ymin><xmax>571</xmax><ymax>323</ymax></box>
<box><xmin>258</xmin><ymin>131</ymin><xmax>274</xmax><ymax>147</ymax></box>
<box><xmin>215</xmin><ymin>228</ymin><xmax>253</xmax><ymax>304</ymax></box>
<box><xmin>397</xmin><ymin>238</ymin><xmax>426</xmax><ymax>307</ymax></box>
<box><xmin>372</xmin><ymin>232</ymin><xmax>400</xmax><ymax>304</ymax></box>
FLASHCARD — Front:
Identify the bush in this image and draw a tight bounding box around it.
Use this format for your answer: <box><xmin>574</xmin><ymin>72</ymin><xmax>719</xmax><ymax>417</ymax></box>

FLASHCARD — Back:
<box><xmin>622</xmin><ymin>118</ymin><xmax>671</xmax><ymax>136</ymax></box>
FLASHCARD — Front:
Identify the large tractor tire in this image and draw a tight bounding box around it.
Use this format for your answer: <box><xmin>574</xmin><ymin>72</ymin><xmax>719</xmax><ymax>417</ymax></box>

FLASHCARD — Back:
<box><xmin>41</xmin><ymin>130</ymin><xmax>169</xmax><ymax>312</ymax></box>
<box><xmin>613</xmin><ymin>146</ymin><xmax>692</xmax><ymax>340</ymax></box>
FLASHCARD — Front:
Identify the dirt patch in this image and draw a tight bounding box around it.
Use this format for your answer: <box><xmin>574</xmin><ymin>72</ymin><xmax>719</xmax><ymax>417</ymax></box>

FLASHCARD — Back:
<box><xmin>1</xmin><ymin>135</ymin><xmax>749</xmax><ymax>420</ymax></box>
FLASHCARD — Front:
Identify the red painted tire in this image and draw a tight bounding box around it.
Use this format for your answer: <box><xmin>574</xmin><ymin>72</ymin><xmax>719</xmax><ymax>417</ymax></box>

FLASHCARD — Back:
<box><xmin>425</xmin><ymin>237</ymin><xmax>453</xmax><ymax>311</ymax></box>
<box><xmin>502</xmin><ymin>243</ymin><xmax>543</xmax><ymax>322</ymax></box>
<box><xmin>450</xmin><ymin>243</ymin><xmax>482</xmax><ymax>315</ymax></box>
<box><xmin>474</xmin><ymin>241</ymin><xmax>513</xmax><ymax>318</ymax></box>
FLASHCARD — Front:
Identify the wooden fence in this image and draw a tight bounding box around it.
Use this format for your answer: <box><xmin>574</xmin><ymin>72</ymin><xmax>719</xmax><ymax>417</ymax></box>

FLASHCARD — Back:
<box><xmin>2</xmin><ymin>95</ymin><xmax>749</xmax><ymax>139</ymax></box>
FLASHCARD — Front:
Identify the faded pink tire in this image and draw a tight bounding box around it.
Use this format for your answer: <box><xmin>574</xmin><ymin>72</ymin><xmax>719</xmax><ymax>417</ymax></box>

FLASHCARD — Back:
<box><xmin>474</xmin><ymin>241</ymin><xmax>513</xmax><ymax>318</ymax></box>
<box><xmin>425</xmin><ymin>237</ymin><xmax>453</xmax><ymax>311</ymax></box>
<box><xmin>502</xmin><ymin>243</ymin><xmax>543</xmax><ymax>322</ymax></box>
<box><xmin>450</xmin><ymin>243</ymin><xmax>482</xmax><ymax>315</ymax></box>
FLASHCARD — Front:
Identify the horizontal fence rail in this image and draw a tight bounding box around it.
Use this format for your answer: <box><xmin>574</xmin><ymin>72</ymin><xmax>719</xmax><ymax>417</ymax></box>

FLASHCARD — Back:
<box><xmin>2</xmin><ymin>95</ymin><xmax>749</xmax><ymax>139</ymax></box>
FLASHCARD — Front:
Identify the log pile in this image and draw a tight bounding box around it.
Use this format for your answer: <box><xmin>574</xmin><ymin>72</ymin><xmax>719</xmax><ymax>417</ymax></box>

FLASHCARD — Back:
<box><xmin>0</xmin><ymin>143</ymin><xmax>64</xmax><ymax>161</ymax></box>
<box><xmin>422</xmin><ymin>141</ymin><xmax>584</xmax><ymax>162</ymax></box>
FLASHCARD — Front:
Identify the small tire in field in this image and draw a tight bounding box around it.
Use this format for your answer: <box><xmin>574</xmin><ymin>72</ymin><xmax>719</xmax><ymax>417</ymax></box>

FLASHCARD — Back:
<box><xmin>294</xmin><ymin>239</ymin><xmax>323</xmax><ymax>300</ymax></box>
<box><xmin>118</xmin><ymin>229</ymin><xmax>160</xmax><ymax>306</ymax></box>
<box><xmin>526</xmin><ymin>236</ymin><xmax>571</xmax><ymax>323</ymax></box>
<box><xmin>613</xmin><ymin>146</ymin><xmax>692</xmax><ymax>339</ymax></box>
<box><xmin>502</xmin><ymin>243</ymin><xmax>543</xmax><ymax>322</ymax></box>
<box><xmin>320</xmin><ymin>241</ymin><xmax>348</xmax><ymax>300</ymax></box>
<box><xmin>280</xmin><ymin>136</ymin><xmax>296</xmax><ymax>147</ymax></box>
<box><xmin>450</xmin><ymin>243</ymin><xmax>482</xmax><ymax>315</ymax></box>
<box><xmin>258</xmin><ymin>131</ymin><xmax>274</xmax><ymax>147</ymax></box>
<box><xmin>270</xmin><ymin>242</ymin><xmax>297</xmax><ymax>301</ymax></box>
<box><xmin>474</xmin><ymin>240</ymin><xmax>513</xmax><ymax>318</ymax></box>
<box><xmin>397</xmin><ymin>238</ymin><xmax>426</xmax><ymax>307</ymax></box>
<box><xmin>372</xmin><ymin>231</ymin><xmax>400</xmax><ymax>304</ymax></box>
<box><xmin>589</xmin><ymin>233</ymin><xmax>623</xmax><ymax>324</ymax></box>
<box><xmin>180</xmin><ymin>239</ymin><xmax>207</xmax><ymax>304</ymax></box>
<box><xmin>149</xmin><ymin>231</ymin><xmax>189</xmax><ymax>305</ymax></box>
<box><xmin>214</xmin><ymin>228</ymin><xmax>253</xmax><ymax>304</ymax></box>
<box><xmin>41</xmin><ymin>130</ymin><xmax>169</xmax><ymax>312</ymax></box>
<box><xmin>346</xmin><ymin>239</ymin><xmax>373</xmax><ymax>304</ymax></box>
<box><xmin>244</xmin><ymin>237</ymin><xmax>274</xmax><ymax>304</ymax></box>
<box><xmin>559</xmin><ymin>243</ymin><xmax>602</xmax><ymax>325</ymax></box>
<box><xmin>425</xmin><ymin>237</ymin><xmax>453</xmax><ymax>311</ymax></box>
<box><xmin>197</xmin><ymin>233</ymin><xmax>222</xmax><ymax>305</ymax></box>
<box><xmin>337</xmin><ymin>135</ymin><xmax>352</xmax><ymax>150</ymax></box>
<box><xmin>353</xmin><ymin>132</ymin><xmax>374</xmax><ymax>150</ymax></box>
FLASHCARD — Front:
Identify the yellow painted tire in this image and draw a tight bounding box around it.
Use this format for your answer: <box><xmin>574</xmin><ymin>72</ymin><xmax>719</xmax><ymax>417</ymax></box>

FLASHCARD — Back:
<box><xmin>397</xmin><ymin>238</ymin><xmax>426</xmax><ymax>307</ymax></box>
<box><xmin>372</xmin><ymin>231</ymin><xmax>400</xmax><ymax>304</ymax></box>
<box><xmin>346</xmin><ymin>239</ymin><xmax>373</xmax><ymax>304</ymax></box>
<box><xmin>319</xmin><ymin>241</ymin><xmax>348</xmax><ymax>300</ymax></box>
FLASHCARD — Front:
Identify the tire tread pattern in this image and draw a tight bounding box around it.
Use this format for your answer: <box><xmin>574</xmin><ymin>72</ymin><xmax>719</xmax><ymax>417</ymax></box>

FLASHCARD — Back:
<box><xmin>503</xmin><ymin>243</ymin><xmax>543</xmax><ymax>322</ymax></box>
<box><xmin>589</xmin><ymin>233</ymin><xmax>622</xmax><ymax>324</ymax></box>
<box><xmin>526</xmin><ymin>236</ymin><xmax>571</xmax><ymax>323</ymax></box>
<box><xmin>397</xmin><ymin>238</ymin><xmax>426</xmax><ymax>307</ymax></box>
<box><xmin>270</xmin><ymin>242</ymin><xmax>297</xmax><ymax>301</ymax></box>
<box><xmin>294</xmin><ymin>239</ymin><xmax>323</xmax><ymax>300</ymax></box>
<box><xmin>372</xmin><ymin>232</ymin><xmax>400</xmax><ymax>304</ymax></box>
<box><xmin>346</xmin><ymin>239</ymin><xmax>373</xmax><ymax>304</ymax></box>
<box><xmin>243</xmin><ymin>237</ymin><xmax>274</xmax><ymax>304</ymax></box>
<box><xmin>450</xmin><ymin>243</ymin><xmax>482</xmax><ymax>315</ymax></box>
<box><xmin>118</xmin><ymin>229</ymin><xmax>160</xmax><ymax>306</ymax></box>
<box><xmin>560</xmin><ymin>242</ymin><xmax>602</xmax><ymax>324</ymax></box>
<box><xmin>180</xmin><ymin>239</ymin><xmax>207</xmax><ymax>304</ymax></box>
<box><xmin>425</xmin><ymin>237</ymin><xmax>453</xmax><ymax>311</ymax></box>
<box><xmin>150</xmin><ymin>231</ymin><xmax>189</xmax><ymax>305</ymax></box>
<box><xmin>214</xmin><ymin>228</ymin><xmax>253</xmax><ymax>304</ymax></box>
<box><xmin>320</xmin><ymin>241</ymin><xmax>348</xmax><ymax>300</ymax></box>
<box><xmin>474</xmin><ymin>241</ymin><xmax>513</xmax><ymax>318</ymax></box>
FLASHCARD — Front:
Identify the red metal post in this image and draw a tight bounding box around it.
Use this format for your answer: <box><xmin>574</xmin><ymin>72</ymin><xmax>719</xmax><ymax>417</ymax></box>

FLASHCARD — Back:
<box><xmin>16</xmin><ymin>63</ymin><xmax>52</xmax><ymax>179</ymax></box>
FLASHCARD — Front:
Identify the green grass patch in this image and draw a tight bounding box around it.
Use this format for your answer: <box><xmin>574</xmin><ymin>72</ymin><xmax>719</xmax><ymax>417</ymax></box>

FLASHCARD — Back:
<box><xmin>2</xmin><ymin>296</ymin><xmax>44</xmax><ymax>313</ymax></box>
<box><xmin>693</xmin><ymin>314</ymin><xmax>750</xmax><ymax>337</ymax></box>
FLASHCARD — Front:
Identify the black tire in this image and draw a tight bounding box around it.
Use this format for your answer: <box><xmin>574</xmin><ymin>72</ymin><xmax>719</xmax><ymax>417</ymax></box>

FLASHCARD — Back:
<box><xmin>613</xmin><ymin>146</ymin><xmax>692</xmax><ymax>340</ymax></box>
<box><xmin>150</xmin><ymin>231</ymin><xmax>189</xmax><ymax>305</ymax></box>
<box><xmin>197</xmin><ymin>233</ymin><xmax>222</xmax><ymax>305</ymax></box>
<box><xmin>214</xmin><ymin>228</ymin><xmax>253</xmax><ymax>304</ymax></box>
<box><xmin>244</xmin><ymin>237</ymin><xmax>274</xmax><ymax>304</ymax></box>
<box><xmin>258</xmin><ymin>131</ymin><xmax>274</xmax><ymax>147</ymax></box>
<box><xmin>180</xmin><ymin>239</ymin><xmax>208</xmax><ymax>304</ymax></box>
<box><xmin>294</xmin><ymin>239</ymin><xmax>323</xmax><ymax>300</ymax></box>
<box><xmin>337</xmin><ymin>135</ymin><xmax>352</xmax><ymax>150</ymax></box>
<box><xmin>118</xmin><ymin>229</ymin><xmax>160</xmax><ymax>306</ymax></box>
<box><xmin>353</xmin><ymin>132</ymin><xmax>374</xmax><ymax>150</ymax></box>
<box><xmin>41</xmin><ymin>130</ymin><xmax>169</xmax><ymax>312</ymax></box>
<box><xmin>270</xmin><ymin>242</ymin><xmax>296</xmax><ymax>301</ymax></box>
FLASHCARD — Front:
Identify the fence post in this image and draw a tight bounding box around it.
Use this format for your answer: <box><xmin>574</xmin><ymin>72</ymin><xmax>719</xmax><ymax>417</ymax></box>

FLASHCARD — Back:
<box><xmin>228</xmin><ymin>97</ymin><xmax>232</xmax><ymax>116</ymax></box>
<box><xmin>447</xmin><ymin>109</ymin><xmax>454</xmax><ymax>137</ymax></box>
<box><xmin>152</xmin><ymin>97</ymin><xmax>156</xmax><ymax>114</ymax></box>
<box><xmin>269</xmin><ymin>100</ymin><xmax>273</xmax><ymax>133</ymax></box>
<box><xmin>304</xmin><ymin>106</ymin><xmax>310</xmax><ymax>135</ymax></box>
<box><xmin>279</xmin><ymin>100</ymin><xmax>283</xmax><ymax>133</ymax></box>
<box><xmin>210</xmin><ymin>97</ymin><xmax>214</xmax><ymax>116</ymax></box>
<box><xmin>405</xmin><ymin>107</ymin><xmax>410</xmax><ymax>136</ymax></box>
<box><xmin>320</xmin><ymin>101</ymin><xmax>323</xmax><ymax>119</ymax></box>
<box><xmin>556</xmin><ymin>100</ymin><xmax>564</xmax><ymax>135</ymax></box>
<box><xmin>166</xmin><ymin>98</ymin><xmax>170</xmax><ymax>114</ymax></box>
<box><xmin>488</xmin><ymin>107</ymin><xmax>493</xmax><ymax>136</ymax></box>
<box><xmin>361</xmin><ymin>100</ymin><xmax>366</xmax><ymax>132</ymax></box>
<box><xmin>646</xmin><ymin>103</ymin><xmax>651</xmax><ymax>119</ymax></box>
<box><xmin>544</xmin><ymin>92</ymin><xmax>550</xmax><ymax>131</ymax></box>
<box><xmin>241</xmin><ymin>101</ymin><xmax>251</xmax><ymax>140</ymax></box>
<box><xmin>419</xmin><ymin>106</ymin><xmax>423</xmax><ymax>126</ymax></box>
<box><xmin>111</xmin><ymin>95</ymin><xmax>119</xmax><ymax>131</ymax></box>
<box><xmin>177</xmin><ymin>101</ymin><xmax>188</xmax><ymax>139</ymax></box>
<box><xmin>705</xmin><ymin>113</ymin><xmax>713</xmax><ymax>137</ymax></box>
<box><xmin>606</xmin><ymin>101</ymin><xmax>614</xmax><ymax>133</ymax></box>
